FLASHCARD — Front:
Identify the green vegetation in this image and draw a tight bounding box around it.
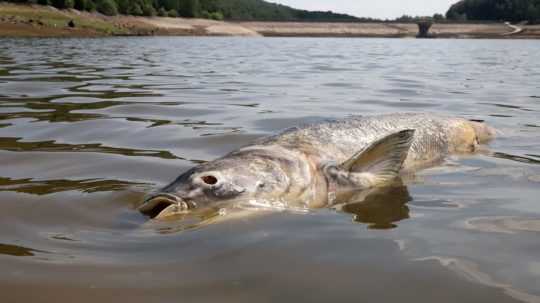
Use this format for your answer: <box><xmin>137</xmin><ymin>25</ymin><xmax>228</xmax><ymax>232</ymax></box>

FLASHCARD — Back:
<box><xmin>446</xmin><ymin>0</ymin><xmax>540</xmax><ymax>23</ymax></box>
<box><xmin>2</xmin><ymin>0</ymin><xmax>360</xmax><ymax>21</ymax></box>
<box><xmin>198</xmin><ymin>0</ymin><xmax>359</xmax><ymax>21</ymax></box>
<box><xmin>0</xmin><ymin>2</ymin><xmax>127</xmax><ymax>34</ymax></box>
<box><xmin>394</xmin><ymin>14</ymin><xmax>446</xmax><ymax>22</ymax></box>
<box><xmin>95</xmin><ymin>0</ymin><xmax>117</xmax><ymax>16</ymax></box>
<box><xmin>11</xmin><ymin>0</ymin><xmax>539</xmax><ymax>24</ymax></box>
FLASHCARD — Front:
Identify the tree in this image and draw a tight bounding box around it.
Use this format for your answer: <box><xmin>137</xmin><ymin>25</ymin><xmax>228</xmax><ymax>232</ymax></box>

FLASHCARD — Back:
<box><xmin>3</xmin><ymin>0</ymin><xmax>364</xmax><ymax>22</ymax></box>
<box><xmin>115</xmin><ymin>0</ymin><xmax>129</xmax><ymax>14</ymax></box>
<box><xmin>433</xmin><ymin>13</ymin><xmax>445</xmax><ymax>21</ymax></box>
<box><xmin>128</xmin><ymin>3</ymin><xmax>143</xmax><ymax>15</ymax></box>
<box><xmin>167</xmin><ymin>9</ymin><xmax>178</xmax><ymax>17</ymax></box>
<box><xmin>141</xmin><ymin>1</ymin><xmax>156</xmax><ymax>16</ymax></box>
<box><xmin>96</xmin><ymin>0</ymin><xmax>117</xmax><ymax>15</ymax></box>
<box><xmin>74</xmin><ymin>0</ymin><xmax>86</xmax><ymax>10</ymax></box>
<box><xmin>85</xmin><ymin>0</ymin><xmax>95</xmax><ymax>11</ymax></box>
<box><xmin>51</xmin><ymin>0</ymin><xmax>73</xmax><ymax>8</ymax></box>
<box><xmin>179</xmin><ymin>0</ymin><xmax>200</xmax><ymax>17</ymax></box>
<box><xmin>157</xmin><ymin>6</ymin><xmax>167</xmax><ymax>16</ymax></box>
<box><xmin>446</xmin><ymin>0</ymin><xmax>540</xmax><ymax>23</ymax></box>
<box><xmin>157</xmin><ymin>0</ymin><xmax>179</xmax><ymax>11</ymax></box>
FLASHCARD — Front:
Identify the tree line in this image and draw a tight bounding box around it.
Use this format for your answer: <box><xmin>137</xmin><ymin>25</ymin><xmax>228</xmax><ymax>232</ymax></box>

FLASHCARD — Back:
<box><xmin>446</xmin><ymin>0</ymin><xmax>540</xmax><ymax>23</ymax></box>
<box><xmin>8</xmin><ymin>0</ymin><xmax>539</xmax><ymax>23</ymax></box>
<box><xmin>394</xmin><ymin>14</ymin><xmax>446</xmax><ymax>22</ymax></box>
<box><xmin>3</xmin><ymin>0</ymin><xmax>361</xmax><ymax>21</ymax></box>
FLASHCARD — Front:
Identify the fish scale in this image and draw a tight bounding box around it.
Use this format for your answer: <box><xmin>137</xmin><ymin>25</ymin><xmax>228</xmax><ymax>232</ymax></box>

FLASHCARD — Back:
<box><xmin>256</xmin><ymin>113</ymin><xmax>466</xmax><ymax>170</ymax></box>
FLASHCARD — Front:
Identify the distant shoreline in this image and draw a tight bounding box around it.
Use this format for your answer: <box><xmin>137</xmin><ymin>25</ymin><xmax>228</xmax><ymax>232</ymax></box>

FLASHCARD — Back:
<box><xmin>238</xmin><ymin>21</ymin><xmax>540</xmax><ymax>39</ymax></box>
<box><xmin>1</xmin><ymin>3</ymin><xmax>539</xmax><ymax>39</ymax></box>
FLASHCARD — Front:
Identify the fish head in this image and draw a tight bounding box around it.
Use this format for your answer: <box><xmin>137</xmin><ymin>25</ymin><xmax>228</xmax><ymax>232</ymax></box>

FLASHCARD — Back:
<box><xmin>138</xmin><ymin>154</ymin><xmax>292</xmax><ymax>219</ymax></box>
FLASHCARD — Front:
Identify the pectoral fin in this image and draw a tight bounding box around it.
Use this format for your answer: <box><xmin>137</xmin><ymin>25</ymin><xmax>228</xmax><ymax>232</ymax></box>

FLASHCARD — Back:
<box><xmin>324</xmin><ymin>129</ymin><xmax>415</xmax><ymax>189</ymax></box>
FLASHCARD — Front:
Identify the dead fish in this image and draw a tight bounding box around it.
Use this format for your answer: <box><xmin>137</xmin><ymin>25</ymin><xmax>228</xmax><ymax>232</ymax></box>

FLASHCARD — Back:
<box><xmin>139</xmin><ymin>113</ymin><xmax>495</xmax><ymax>219</ymax></box>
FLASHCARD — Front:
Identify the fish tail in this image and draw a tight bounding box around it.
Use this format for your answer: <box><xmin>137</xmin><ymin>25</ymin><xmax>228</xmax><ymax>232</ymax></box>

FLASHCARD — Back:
<box><xmin>468</xmin><ymin>121</ymin><xmax>497</xmax><ymax>143</ymax></box>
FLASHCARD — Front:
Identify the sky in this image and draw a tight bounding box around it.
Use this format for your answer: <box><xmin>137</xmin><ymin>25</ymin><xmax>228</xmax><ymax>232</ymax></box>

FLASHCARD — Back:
<box><xmin>272</xmin><ymin>0</ymin><xmax>457</xmax><ymax>20</ymax></box>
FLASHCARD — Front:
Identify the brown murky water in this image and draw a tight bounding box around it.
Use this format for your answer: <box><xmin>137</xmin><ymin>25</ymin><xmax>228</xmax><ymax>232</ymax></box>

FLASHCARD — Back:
<box><xmin>1</xmin><ymin>37</ymin><xmax>539</xmax><ymax>302</ymax></box>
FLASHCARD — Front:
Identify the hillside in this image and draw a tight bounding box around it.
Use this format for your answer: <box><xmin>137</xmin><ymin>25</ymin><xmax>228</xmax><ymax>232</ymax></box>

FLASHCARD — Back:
<box><xmin>447</xmin><ymin>0</ymin><xmax>540</xmax><ymax>23</ymax></box>
<box><xmin>200</xmin><ymin>0</ymin><xmax>360</xmax><ymax>21</ymax></box>
<box><xmin>1</xmin><ymin>0</ymin><xmax>360</xmax><ymax>21</ymax></box>
<box><xmin>0</xmin><ymin>2</ymin><xmax>260</xmax><ymax>36</ymax></box>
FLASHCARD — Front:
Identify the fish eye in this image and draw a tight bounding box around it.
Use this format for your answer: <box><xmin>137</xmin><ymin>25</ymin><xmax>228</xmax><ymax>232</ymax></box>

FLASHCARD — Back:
<box><xmin>201</xmin><ymin>175</ymin><xmax>218</xmax><ymax>185</ymax></box>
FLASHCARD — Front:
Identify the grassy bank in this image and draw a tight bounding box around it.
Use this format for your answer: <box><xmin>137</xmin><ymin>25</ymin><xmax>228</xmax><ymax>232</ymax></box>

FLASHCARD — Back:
<box><xmin>0</xmin><ymin>2</ymin><xmax>127</xmax><ymax>36</ymax></box>
<box><xmin>0</xmin><ymin>2</ymin><xmax>259</xmax><ymax>37</ymax></box>
<box><xmin>1</xmin><ymin>2</ymin><xmax>539</xmax><ymax>38</ymax></box>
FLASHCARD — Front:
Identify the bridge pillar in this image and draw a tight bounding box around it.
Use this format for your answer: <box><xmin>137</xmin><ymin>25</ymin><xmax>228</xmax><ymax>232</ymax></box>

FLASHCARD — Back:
<box><xmin>417</xmin><ymin>21</ymin><xmax>433</xmax><ymax>38</ymax></box>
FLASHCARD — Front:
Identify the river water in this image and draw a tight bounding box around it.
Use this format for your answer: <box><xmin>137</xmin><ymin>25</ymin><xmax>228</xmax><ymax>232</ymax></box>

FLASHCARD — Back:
<box><xmin>0</xmin><ymin>37</ymin><xmax>539</xmax><ymax>302</ymax></box>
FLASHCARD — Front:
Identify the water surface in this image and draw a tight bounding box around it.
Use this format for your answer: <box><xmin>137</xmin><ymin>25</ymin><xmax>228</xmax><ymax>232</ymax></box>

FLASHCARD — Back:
<box><xmin>1</xmin><ymin>37</ymin><xmax>539</xmax><ymax>302</ymax></box>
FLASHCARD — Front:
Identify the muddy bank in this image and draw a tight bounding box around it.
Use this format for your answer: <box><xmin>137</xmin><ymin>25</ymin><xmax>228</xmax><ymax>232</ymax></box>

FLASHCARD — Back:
<box><xmin>238</xmin><ymin>21</ymin><xmax>540</xmax><ymax>39</ymax></box>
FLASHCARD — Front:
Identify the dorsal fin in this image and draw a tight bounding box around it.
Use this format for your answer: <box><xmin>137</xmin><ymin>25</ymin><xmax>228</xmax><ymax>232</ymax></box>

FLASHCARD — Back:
<box><xmin>339</xmin><ymin>129</ymin><xmax>415</xmax><ymax>184</ymax></box>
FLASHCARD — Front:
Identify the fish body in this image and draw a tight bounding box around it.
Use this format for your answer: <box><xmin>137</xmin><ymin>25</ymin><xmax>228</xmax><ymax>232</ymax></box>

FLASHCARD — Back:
<box><xmin>139</xmin><ymin>113</ymin><xmax>495</xmax><ymax>219</ymax></box>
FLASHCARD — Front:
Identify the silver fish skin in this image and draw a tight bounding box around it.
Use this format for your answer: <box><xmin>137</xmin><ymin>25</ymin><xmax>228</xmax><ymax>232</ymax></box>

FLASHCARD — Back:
<box><xmin>139</xmin><ymin>113</ymin><xmax>495</xmax><ymax>218</ymax></box>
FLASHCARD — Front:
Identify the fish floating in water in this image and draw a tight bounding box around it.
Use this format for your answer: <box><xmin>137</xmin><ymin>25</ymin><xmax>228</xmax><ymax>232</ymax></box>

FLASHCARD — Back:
<box><xmin>139</xmin><ymin>113</ymin><xmax>495</xmax><ymax>220</ymax></box>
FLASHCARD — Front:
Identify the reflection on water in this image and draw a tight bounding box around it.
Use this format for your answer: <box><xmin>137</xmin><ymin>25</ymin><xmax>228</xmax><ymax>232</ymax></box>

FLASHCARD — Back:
<box><xmin>0</xmin><ymin>137</ymin><xmax>180</xmax><ymax>160</ymax></box>
<box><xmin>0</xmin><ymin>177</ymin><xmax>144</xmax><ymax>195</ymax></box>
<box><xmin>462</xmin><ymin>216</ymin><xmax>540</xmax><ymax>234</ymax></box>
<box><xmin>493</xmin><ymin>152</ymin><xmax>540</xmax><ymax>165</ymax></box>
<box><xmin>0</xmin><ymin>243</ymin><xmax>47</xmax><ymax>257</ymax></box>
<box><xmin>339</xmin><ymin>183</ymin><xmax>411</xmax><ymax>229</ymax></box>
<box><xmin>1</xmin><ymin>37</ymin><xmax>540</xmax><ymax>302</ymax></box>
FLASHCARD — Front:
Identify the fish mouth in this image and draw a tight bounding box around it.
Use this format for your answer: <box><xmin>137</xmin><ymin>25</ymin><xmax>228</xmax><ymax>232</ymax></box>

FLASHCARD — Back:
<box><xmin>138</xmin><ymin>193</ymin><xmax>196</xmax><ymax>219</ymax></box>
